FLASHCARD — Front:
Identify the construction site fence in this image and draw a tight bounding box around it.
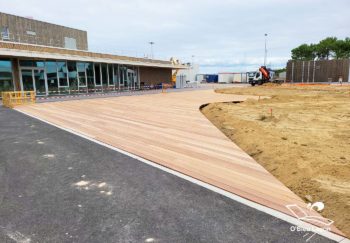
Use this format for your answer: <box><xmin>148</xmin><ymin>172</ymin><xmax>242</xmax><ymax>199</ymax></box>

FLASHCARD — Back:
<box><xmin>2</xmin><ymin>91</ymin><xmax>36</xmax><ymax>108</ymax></box>
<box><xmin>286</xmin><ymin>59</ymin><xmax>350</xmax><ymax>83</ymax></box>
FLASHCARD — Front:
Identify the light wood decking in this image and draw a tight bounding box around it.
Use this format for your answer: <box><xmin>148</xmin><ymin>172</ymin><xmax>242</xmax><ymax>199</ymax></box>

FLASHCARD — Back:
<box><xmin>15</xmin><ymin>89</ymin><xmax>342</xmax><ymax>235</ymax></box>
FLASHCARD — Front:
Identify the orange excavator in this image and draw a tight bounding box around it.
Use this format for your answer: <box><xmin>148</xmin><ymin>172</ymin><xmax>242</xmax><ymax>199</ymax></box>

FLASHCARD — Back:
<box><xmin>248</xmin><ymin>66</ymin><xmax>272</xmax><ymax>86</ymax></box>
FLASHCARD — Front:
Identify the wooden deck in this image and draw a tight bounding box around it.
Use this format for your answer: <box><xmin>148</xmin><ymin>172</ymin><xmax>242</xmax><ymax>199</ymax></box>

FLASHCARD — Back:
<box><xmin>15</xmin><ymin>89</ymin><xmax>342</xmax><ymax>235</ymax></box>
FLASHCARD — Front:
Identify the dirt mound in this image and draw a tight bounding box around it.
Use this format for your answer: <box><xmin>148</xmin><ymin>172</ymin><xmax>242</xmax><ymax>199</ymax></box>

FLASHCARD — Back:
<box><xmin>202</xmin><ymin>85</ymin><xmax>350</xmax><ymax>236</ymax></box>
<box><xmin>262</xmin><ymin>82</ymin><xmax>281</xmax><ymax>87</ymax></box>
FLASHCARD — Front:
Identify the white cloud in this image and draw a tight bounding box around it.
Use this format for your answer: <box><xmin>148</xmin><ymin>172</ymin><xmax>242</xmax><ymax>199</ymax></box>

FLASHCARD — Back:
<box><xmin>1</xmin><ymin>0</ymin><xmax>349</xmax><ymax>73</ymax></box>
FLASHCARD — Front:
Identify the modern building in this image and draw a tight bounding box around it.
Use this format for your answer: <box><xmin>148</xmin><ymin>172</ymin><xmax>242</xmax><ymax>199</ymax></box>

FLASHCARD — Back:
<box><xmin>0</xmin><ymin>12</ymin><xmax>184</xmax><ymax>95</ymax></box>
<box><xmin>1</xmin><ymin>12</ymin><xmax>88</xmax><ymax>50</ymax></box>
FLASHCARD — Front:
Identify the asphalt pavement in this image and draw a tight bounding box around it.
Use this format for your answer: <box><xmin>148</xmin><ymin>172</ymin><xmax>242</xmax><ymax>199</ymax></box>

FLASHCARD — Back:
<box><xmin>0</xmin><ymin>107</ymin><xmax>335</xmax><ymax>243</ymax></box>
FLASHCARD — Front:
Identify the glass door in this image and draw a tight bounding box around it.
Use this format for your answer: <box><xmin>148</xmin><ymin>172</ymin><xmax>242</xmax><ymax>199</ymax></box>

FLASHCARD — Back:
<box><xmin>21</xmin><ymin>68</ymin><xmax>48</xmax><ymax>95</ymax></box>
<box><xmin>34</xmin><ymin>69</ymin><xmax>47</xmax><ymax>95</ymax></box>
<box><xmin>127</xmin><ymin>69</ymin><xmax>135</xmax><ymax>90</ymax></box>
<box><xmin>119</xmin><ymin>66</ymin><xmax>127</xmax><ymax>90</ymax></box>
<box><xmin>21</xmin><ymin>69</ymin><xmax>34</xmax><ymax>91</ymax></box>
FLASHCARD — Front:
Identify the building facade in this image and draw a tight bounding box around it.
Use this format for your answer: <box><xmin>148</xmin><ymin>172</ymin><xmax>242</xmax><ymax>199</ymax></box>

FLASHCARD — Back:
<box><xmin>0</xmin><ymin>13</ymin><xmax>184</xmax><ymax>95</ymax></box>
<box><xmin>0</xmin><ymin>12</ymin><xmax>88</xmax><ymax>50</ymax></box>
<box><xmin>0</xmin><ymin>41</ymin><xmax>180</xmax><ymax>95</ymax></box>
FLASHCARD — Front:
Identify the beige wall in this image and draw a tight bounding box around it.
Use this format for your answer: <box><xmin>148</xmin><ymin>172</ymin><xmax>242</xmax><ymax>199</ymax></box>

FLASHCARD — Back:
<box><xmin>139</xmin><ymin>67</ymin><xmax>172</xmax><ymax>86</ymax></box>
<box><xmin>0</xmin><ymin>12</ymin><xmax>88</xmax><ymax>50</ymax></box>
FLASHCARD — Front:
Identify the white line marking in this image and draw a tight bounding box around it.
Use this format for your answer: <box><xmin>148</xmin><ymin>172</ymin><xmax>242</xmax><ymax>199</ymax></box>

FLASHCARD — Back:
<box><xmin>16</xmin><ymin>109</ymin><xmax>347</xmax><ymax>242</ymax></box>
<box><xmin>0</xmin><ymin>226</ymin><xmax>31</xmax><ymax>243</ymax></box>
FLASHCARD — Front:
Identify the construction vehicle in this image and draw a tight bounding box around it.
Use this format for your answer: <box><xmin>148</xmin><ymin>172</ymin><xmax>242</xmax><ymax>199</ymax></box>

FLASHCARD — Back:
<box><xmin>248</xmin><ymin>66</ymin><xmax>274</xmax><ymax>86</ymax></box>
<box><xmin>170</xmin><ymin>57</ymin><xmax>180</xmax><ymax>84</ymax></box>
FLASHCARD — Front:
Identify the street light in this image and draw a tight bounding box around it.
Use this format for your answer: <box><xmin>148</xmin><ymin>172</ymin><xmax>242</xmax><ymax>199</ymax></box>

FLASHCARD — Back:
<box><xmin>190</xmin><ymin>55</ymin><xmax>195</xmax><ymax>82</ymax></box>
<box><xmin>264</xmin><ymin>33</ymin><xmax>268</xmax><ymax>66</ymax></box>
<box><xmin>149</xmin><ymin>41</ymin><xmax>155</xmax><ymax>59</ymax></box>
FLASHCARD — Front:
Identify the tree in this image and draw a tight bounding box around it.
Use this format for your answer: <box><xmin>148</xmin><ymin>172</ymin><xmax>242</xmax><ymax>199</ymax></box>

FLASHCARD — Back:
<box><xmin>315</xmin><ymin>37</ymin><xmax>337</xmax><ymax>60</ymax></box>
<box><xmin>291</xmin><ymin>37</ymin><xmax>350</xmax><ymax>60</ymax></box>
<box><xmin>291</xmin><ymin>44</ymin><xmax>316</xmax><ymax>60</ymax></box>
<box><xmin>333</xmin><ymin>38</ymin><xmax>350</xmax><ymax>59</ymax></box>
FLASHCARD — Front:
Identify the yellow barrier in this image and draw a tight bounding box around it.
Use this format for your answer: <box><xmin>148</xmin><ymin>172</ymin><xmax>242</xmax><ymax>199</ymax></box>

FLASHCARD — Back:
<box><xmin>1</xmin><ymin>91</ymin><xmax>36</xmax><ymax>108</ymax></box>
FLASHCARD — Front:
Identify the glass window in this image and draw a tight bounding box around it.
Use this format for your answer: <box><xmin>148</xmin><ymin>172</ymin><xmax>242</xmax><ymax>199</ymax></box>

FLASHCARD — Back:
<box><xmin>77</xmin><ymin>62</ymin><xmax>87</xmax><ymax>87</ymax></box>
<box><xmin>19</xmin><ymin>60</ymin><xmax>45</xmax><ymax>68</ymax></box>
<box><xmin>119</xmin><ymin>66</ymin><xmax>127</xmax><ymax>86</ymax></box>
<box><xmin>34</xmin><ymin>61</ymin><xmax>45</xmax><ymax>68</ymax></box>
<box><xmin>45</xmin><ymin>61</ymin><xmax>58</xmax><ymax>93</ymax></box>
<box><xmin>86</xmin><ymin>63</ymin><xmax>94</xmax><ymax>88</ymax></box>
<box><xmin>134</xmin><ymin>67</ymin><xmax>139</xmax><ymax>87</ymax></box>
<box><xmin>101</xmin><ymin>64</ymin><xmax>108</xmax><ymax>85</ymax></box>
<box><xmin>0</xmin><ymin>59</ymin><xmax>13</xmax><ymax>91</ymax></box>
<box><xmin>34</xmin><ymin>69</ymin><xmax>46</xmax><ymax>95</ymax></box>
<box><xmin>57</xmin><ymin>61</ymin><xmax>68</xmax><ymax>87</ymax></box>
<box><xmin>108</xmin><ymin>64</ymin><xmax>114</xmax><ymax>86</ymax></box>
<box><xmin>19</xmin><ymin>60</ymin><xmax>34</xmax><ymax>67</ymax></box>
<box><xmin>21</xmin><ymin>69</ymin><xmax>33</xmax><ymax>91</ymax></box>
<box><xmin>113</xmin><ymin>64</ymin><xmax>119</xmax><ymax>86</ymax></box>
<box><xmin>94</xmin><ymin>63</ymin><xmax>101</xmax><ymax>85</ymax></box>
<box><xmin>67</xmin><ymin>61</ymin><xmax>78</xmax><ymax>90</ymax></box>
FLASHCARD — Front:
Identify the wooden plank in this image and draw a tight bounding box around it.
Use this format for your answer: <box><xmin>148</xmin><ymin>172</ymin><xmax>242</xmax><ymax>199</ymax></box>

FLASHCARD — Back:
<box><xmin>15</xmin><ymin>89</ymin><xmax>343</xmax><ymax>235</ymax></box>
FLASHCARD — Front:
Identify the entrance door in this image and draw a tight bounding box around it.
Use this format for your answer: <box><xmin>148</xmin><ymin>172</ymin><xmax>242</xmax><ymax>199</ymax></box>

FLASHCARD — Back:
<box><xmin>127</xmin><ymin>69</ymin><xmax>135</xmax><ymax>90</ymax></box>
<box><xmin>34</xmin><ymin>69</ymin><xmax>47</xmax><ymax>95</ymax></box>
<box><xmin>21</xmin><ymin>69</ymin><xmax>35</xmax><ymax>91</ymax></box>
<box><xmin>21</xmin><ymin>68</ymin><xmax>48</xmax><ymax>95</ymax></box>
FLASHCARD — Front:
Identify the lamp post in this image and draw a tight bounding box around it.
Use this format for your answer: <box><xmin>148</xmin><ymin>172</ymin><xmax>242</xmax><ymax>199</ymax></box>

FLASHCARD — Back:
<box><xmin>149</xmin><ymin>41</ymin><xmax>154</xmax><ymax>59</ymax></box>
<box><xmin>190</xmin><ymin>55</ymin><xmax>195</xmax><ymax>82</ymax></box>
<box><xmin>264</xmin><ymin>33</ymin><xmax>268</xmax><ymax>66</ymax></box>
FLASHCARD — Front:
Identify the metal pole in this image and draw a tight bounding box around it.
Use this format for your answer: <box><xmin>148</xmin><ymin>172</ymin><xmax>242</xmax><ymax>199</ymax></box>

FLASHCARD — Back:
<box><xmin>313</xmin><ymin>61</ymin><xmax>316</xmax><ymax>83</ymax></box>
<box><xmin>264</xmin><ymin>33</ymin><xmax>267</xmax><ymax>66</ymax></box>
<box><xmin>149</xmin><ymin>41</ymin><xmax>154</xmax><ymax>59</ymax></box>
<box><xmin>307</xmin><ymin>61</ymin><xmax>310</xmax><ymax>83</ymax></box>
<box><xmin>348</xmin><ymin>59</ymin><xmax>350</xmax><ymax>82</ymax></box>
<box><xmin>302</xmin><ymin>61</ymin><xmax>305</xmax><ymax>83</ymax></box>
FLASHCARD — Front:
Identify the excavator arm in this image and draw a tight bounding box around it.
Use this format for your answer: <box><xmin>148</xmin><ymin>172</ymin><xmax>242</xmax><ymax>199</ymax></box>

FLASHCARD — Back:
<box><xmin>259</xmin><ymin>66</ymin><xmax>270</xmax><ymax>81</ymax></box>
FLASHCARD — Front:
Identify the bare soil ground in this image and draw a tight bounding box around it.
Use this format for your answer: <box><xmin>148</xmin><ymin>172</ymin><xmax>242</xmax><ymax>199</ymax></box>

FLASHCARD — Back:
<box><xmin>201</xmin><ymin>84</ymin><xmax>350</xmax><ymax>236</ymax></box>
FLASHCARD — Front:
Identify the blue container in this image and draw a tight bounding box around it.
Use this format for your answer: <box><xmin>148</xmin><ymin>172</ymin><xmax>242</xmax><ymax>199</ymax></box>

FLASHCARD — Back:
<box><xmin>205</xmin><ymin>74</ymin><xmax>218</xmax><ymax>83</ymax></box>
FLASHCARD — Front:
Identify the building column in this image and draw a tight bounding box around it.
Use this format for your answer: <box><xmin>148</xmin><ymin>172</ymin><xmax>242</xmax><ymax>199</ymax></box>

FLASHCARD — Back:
<box><xmin>11</xmin><ymin>58</ymin><xmax>21</xmax><ymax>91</ymax></box>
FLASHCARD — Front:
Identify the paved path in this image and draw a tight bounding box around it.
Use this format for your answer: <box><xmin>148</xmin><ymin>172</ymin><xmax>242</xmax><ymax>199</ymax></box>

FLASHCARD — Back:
<box><xmin>35</xmin><ymin>84</ymin><xmax>245</xmax><ymax>103</ymax></box>
<box><xmin>15</xmin><ymin>90</ymin><xmax>330</xmax><ymax>221</ymax></box>
<box><xmin>0</xmin><ymin>107</ymin><xmax>334</xmax><ymax>242</ymax></box>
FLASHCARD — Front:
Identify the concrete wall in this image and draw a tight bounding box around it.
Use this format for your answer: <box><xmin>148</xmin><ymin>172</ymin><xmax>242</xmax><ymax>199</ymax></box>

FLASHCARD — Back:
<box><xmin>0</xmin><ymin>12</ymin><xmax>88</xmax><ymax>50</ymax></box>
<box><xmin>139</xmin><ymin>67</ymin><xmax>172</xmax><ymax>86</ymax></box>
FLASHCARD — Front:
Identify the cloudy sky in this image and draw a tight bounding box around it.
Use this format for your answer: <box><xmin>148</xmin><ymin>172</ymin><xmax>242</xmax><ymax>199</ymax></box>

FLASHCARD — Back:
<box><xmin>1</xmin><ymin>0</ymin><xmax>350</xmax><ymax>73</ymax></box>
